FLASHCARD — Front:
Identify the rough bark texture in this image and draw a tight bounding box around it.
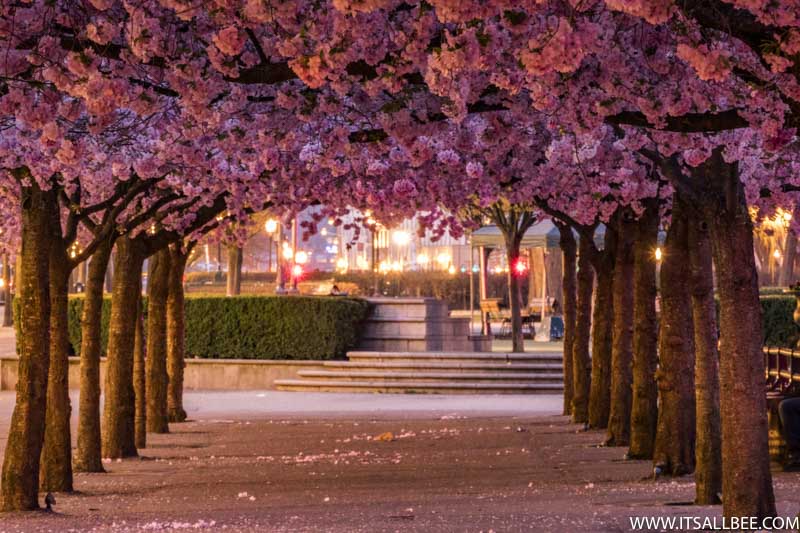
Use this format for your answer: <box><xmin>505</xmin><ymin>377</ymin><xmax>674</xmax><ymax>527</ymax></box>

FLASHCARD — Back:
<box><xmin>40</xmin><ymin>203</ymin><xmax>73</xmax><ymax>492</ymax></box>
<box><xmin>102</xmin><ymin>236</ymin><xmax>146</xmax><ymax>459</ymax></box>
<box><xmin>699</xmin><ymin>151</ymin><xmax>775</xmax><ymax>519</ymax></box>
<box><xmin>133</xmin><ymin>293</ymin><xmax>146</xmax><ymax>449</ymax></box>
<box><xmin>226</xmin><ymin>245</ymin><xmax>243</xmax><ymax>296</ymax></box>
<box><xmin>606</xmin><ymin>212</ymin><xmax>636</xmax><ymax>447</ymax></box>
<box><xmin>1</xmin><ymin>182</ymin><xmax>51</xmax><ymax>511</ymax></box>
<box><xmin>588</xmin><ymin>224</ymin><xmax>618</xmax><ymax>430</ymax></box>
<box><xmin>74</xmin><ymin>238</ymin><xmax>113</xmax><ymax>473</ymax></box>
<box><xmin>556</xmin><ymin>222</ymin><xmax>577</xmax><ymax>417</ymax></box>
<box><xmin>628</xmin><ymin>202</ymin><xmax>660</xmax><ymax>460</ymax></box>
<box><xmin>506</xmin><ymin>238</ymin><xmax>525</xmax><ymax>353</ymax></box>
<box><xmin>167</xmin><ymin>245</ymin><xmax>189</xmax><ymax>423</ymax></box>
<box><xmin>146</xmin><ymin>249</ymin><xmax>171</xmax><ymax>434</ymax></box>
<box><xmin>653</xmin><ymin>196</ymin><xmax>695</xmax><ymax>476</ymax></box>
<box><xmin>572</xmin><ymin>234</ymin><xmax>594</xmax><ymax>424</ymax></box>
<box><xmin>1</xmin><ymin>254</ymin><xmax>11</xmax><ymax>327</ymax></box>
<box><xmin>688</xmin><ymin>216</ymin><xmax>722</xmax><ymax>505</ymax></box>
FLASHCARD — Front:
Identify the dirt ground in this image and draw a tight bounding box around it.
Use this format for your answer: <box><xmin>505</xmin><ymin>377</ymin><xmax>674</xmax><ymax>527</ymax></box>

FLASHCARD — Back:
<box><xmin>2</xmin><ymin>402</ymin><xmax>800</xmax><ymax>533</ymax></box>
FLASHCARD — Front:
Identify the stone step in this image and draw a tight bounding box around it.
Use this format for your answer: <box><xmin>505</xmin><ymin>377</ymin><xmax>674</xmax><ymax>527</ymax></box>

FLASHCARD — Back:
<box><xmin>274</xmin><ymin>379</ymin><xmax>563</xmax><ymax>394</ymax></box>
<box><xmin>347</xmin><ymin>351</ymin><xmax>563</xmax><ymax>364</ymax></box>
<box><xmin>296</xmin><ymin>370</ymin><xmax>564</xmax><ymax>383</ymax></box>
<box><xmin>355</xmin><ymin>339</ymin><xmax>475</xmax><ymax>353</ymax></box>
<box><xmin>321</xmin><ymin>361</ymin><xmax>563</xmax><ymax>373</ymax></box>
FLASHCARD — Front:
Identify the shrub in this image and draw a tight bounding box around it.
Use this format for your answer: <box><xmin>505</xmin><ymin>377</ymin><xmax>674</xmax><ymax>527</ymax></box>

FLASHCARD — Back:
<box><xmin>761</xmin><ymin>295</ymin><xmax>798</xmax><ymax>348</ymax></box>
<box><xmin>66</xmin><ymin>295</ymin><xmax>370</xmax><ymax>360</ymax></box>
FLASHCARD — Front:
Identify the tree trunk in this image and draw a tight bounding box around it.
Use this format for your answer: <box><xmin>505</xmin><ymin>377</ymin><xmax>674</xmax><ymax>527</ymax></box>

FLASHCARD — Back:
<box><xmin>606</xmin><ymin>211</ymin><xmax>636</xmax><ymax>447</ymax></box>
<box><xmin>1</xmin><ymin>254</ymin><xmax>11</xmax><ymax>327</ymax></box>
<box><xmin>74</xmin><ymin>238</ymin><xmax>112</xmax><ymax>473</ymax></box>
<box><xmin>556</xmin><ymin>222</ymin><xmax>577</xmax><ymax>416</ymax></box>
<box><xmin>167</xmin><ymin>245</ymin><xmax>189</xmax><ymax>423</ymax></box>
<box><xmin>1</xmin><ymin>181</ymin><xmax>52</xmax><ymax>511</ymax></box>
<box><xmin>146</xmin><ymin>249</ymin><xmax>170</xmax><ymax>434</ymax></box>
<box><xmin>628</xmin><ymin>202</ymin><xmax>660</xmax><ymax>459</ymax></box>
<box><xmin>40</xmin><ymin>209</ymin><xmax>73</xmax><ymax>493</ymax></box>
<box><xmin>588</xmin><ymin>224</ymin><xmax>617</xmax><ymax>429</ymax></box>
<box><xmin>699</xmin><ymin>151</ymin><xmax>775</xmax><ymax>519</ymax></box>
<box><xmin>226</xmin><ymin>245</ymin><xmax>243</xmax><ymax>296</ymax></box>
<box><xmin>572</xmin><ymin>233</ymin><xmax>594</xmax><ymax>424</ymax></box>
<box><xmin>133</xmin><ymin>292</ymin><xmax>146</xmax><ymax>449</ymax></box>
<box><xmin>102</xmin><ymin>236</ymin><xmax>145</xmax><ymax>459</ymax></box>
<box><xmin>506</xmin><ymin>238</ymin><xmax>525</xmax><ymax>353</ymax></box>
<box><xmin>653</xmin><ymin>196</ymin><xmax>695</xmax><ymax>475</ymax></box>
<box><xmin>688</xmin><ymin>216</ymin><xmax>722</xmax><ymax>505</ymax></box>
<box><xmin>779</xmin><ymin>228</ymin><xmax>797</xmax><ymax>287</ymax></box>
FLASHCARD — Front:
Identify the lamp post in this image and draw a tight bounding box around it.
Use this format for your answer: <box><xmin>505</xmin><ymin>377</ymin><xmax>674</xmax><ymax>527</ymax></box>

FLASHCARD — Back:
<box><xmin>289</xmin><ymin>215</ymin><xmax>300</xmax><ymax>293</ymax></box>
<box><xmin>265</xmin><ymin>218</ymin><xmax>278</xmax><ymax>273</ymax></box>
<box><xmin>275</xmin><ymin>223</ymin><xmax>287</xmax><ymax>294</ymax></box>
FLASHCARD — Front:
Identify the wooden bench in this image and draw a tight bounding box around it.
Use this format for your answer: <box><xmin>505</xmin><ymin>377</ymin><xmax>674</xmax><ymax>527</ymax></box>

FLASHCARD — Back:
<box><xmin>762</xmin><ymin>346</ymin><xmax>800</xmax><ymax>463</ymax></box>
<box><xmin>480</xmin><ymin>299</ymin><xmax>539</xmax><ymax>339</ymax></box>
<box><xmin>480</xmin><ymin>299</ymin><xmax>508</xmax><ymax>337</ymax></box>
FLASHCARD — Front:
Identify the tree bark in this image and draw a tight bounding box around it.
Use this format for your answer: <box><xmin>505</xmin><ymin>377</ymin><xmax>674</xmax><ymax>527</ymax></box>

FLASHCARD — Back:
<box><xmin>688</xmin><ymin>216</ymin><xmax>722</xmax><ymax>505</ymax></box>
<box><xmin>1</xmin><ymin>181</ymin><xmax>52</xmax><ymax>511</ymax></box>
<box><xmin>699</xmin><ymin>151</ymin><xmax>775</xmax><ymax>519</ymax></box>
<box><xmin>506</xmin><ymin>238</ymin><xmax>525</xmax><ymax>353</ymax></box>
<box><xmin>628</xmin><ymin>202</ymin><xmax>660</xmax><ymax>459</ymax></box>
<box><xmin>133</xmin><ymin>291</ymin><xmax>146</xmax><ymax>449</ymax></box>
<box><xmin>146</xmin><ymin>249</ymin><xmax>170</xmax><ymax>434</ymax></box>
<box><xmin>653</xmin><ymin>195</ymin><xmax>695</xmax><ymax>476</ymax></box>
<box><xmin>1</xmin><ymin>254</ymin><xmax>11</xmax><ymax>327</ymax></box>
<box><xmin>167</xmin><ymin>245</ymin><xmax>189</xmax><ymax>423</ymax></box>
<box><xmin>40</xmin><ymin>196</ymin><xmax>73</xmax><ymax>492</ymax></box>
<box><xmin>606</xmin><ymin>211</ymin><xmax>636</xmax><ymax>447</ymax></box>
<box><xmin>226</xmin><ymin>245</ymin><xmax>243</xmax><ymax>296</ymax></box>
<box><xmin>588</xmin><ymin>223</ymin><xmax>618</xmax><ymax>429</ymax></box>
<box><xmin>74</xmin><ymin>238</ymin><xmax>112</xmax><ymax>473</ymax></box>
<box><xmin>102</xmin><ymin>236</ymin><xmax>146</xmax><ymax>459</ymax></box>
<box><xmin>556</xmin><ymin>222</ymin><xmax>577</xmax><ymax>416</ymax></box>
<box><xmin>572</xmin><ymin>233</ymin><xmax>594</xmax><ymax>424</ymax></box>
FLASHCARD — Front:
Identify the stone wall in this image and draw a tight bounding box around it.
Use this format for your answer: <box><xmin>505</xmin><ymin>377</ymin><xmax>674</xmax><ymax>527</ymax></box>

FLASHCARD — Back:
<box><xmin>0</xmin><ymin>356</ymin><xmax>327</xmax><ymax>391</ymax></box>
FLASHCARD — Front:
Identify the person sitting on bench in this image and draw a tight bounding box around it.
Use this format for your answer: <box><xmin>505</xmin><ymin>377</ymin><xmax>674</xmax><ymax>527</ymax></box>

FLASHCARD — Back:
<box><xmin>779</xmin><ymin>397</ymin><xmax>800</xmax><ymax>470</ymax></box>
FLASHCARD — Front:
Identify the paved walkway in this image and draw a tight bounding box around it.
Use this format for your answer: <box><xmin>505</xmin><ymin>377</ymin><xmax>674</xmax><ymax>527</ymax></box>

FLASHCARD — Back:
<box><xmin>1</xmin><ymin>393</ymin><xmax>800</xmax><ymax>532</ymax></box>
<box><xmin>0</xmin><ymin>318</ymin><xmax>14</xmax><ymax>357</ymax></box>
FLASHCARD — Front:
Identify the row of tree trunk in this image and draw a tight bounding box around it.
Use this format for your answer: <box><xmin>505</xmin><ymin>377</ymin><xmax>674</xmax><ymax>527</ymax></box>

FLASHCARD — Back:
<box><xmin>557</xmin><ymin>152</ymin><xmax>774</xmax><ymax>518</ymax></box>
<box><xmin>1</xmin><ymin>184</ymin><xmax>192</xmax><ymax>510</ymax></box>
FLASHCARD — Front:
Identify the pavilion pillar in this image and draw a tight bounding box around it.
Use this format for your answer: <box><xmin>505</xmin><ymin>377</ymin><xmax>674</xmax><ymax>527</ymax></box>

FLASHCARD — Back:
<box><xmin>479</xmin><ymin>246</ymin><xmax>490</xmax><ymax>335</ymax></box>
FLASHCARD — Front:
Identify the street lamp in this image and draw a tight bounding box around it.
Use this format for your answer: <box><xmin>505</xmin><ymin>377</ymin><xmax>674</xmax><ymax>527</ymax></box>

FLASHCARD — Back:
<box><xmin>265</xmin><ymin>219</ymin><xmax>278</xmax><ymax>272</ymax></box>
<box><xmin>392</xmin><ymin>230</ymin><xmax>411</xmax><ymax>246</ymax></box>
<box><xmin>436</xmin><ymin>252</ymin><xmax>451</xmax><ymax>270</ymax></box>
<box><xmin>417</xmin><ymin>253</ymin><xmax>429</xmax><ymax>271</ymax></box>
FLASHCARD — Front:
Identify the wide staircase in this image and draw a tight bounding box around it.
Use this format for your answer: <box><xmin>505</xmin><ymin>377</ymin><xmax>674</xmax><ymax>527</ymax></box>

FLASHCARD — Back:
<box><xmin>274</xmin><ymin>350</ymin><xmax>564</xmax><ymax>394</ymax></box>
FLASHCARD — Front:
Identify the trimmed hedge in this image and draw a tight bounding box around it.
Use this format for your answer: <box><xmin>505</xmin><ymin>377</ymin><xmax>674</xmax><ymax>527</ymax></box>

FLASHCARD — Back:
<box><xmin>761</xmin><ymin>295</ymin><xmax>798</xmax><ymax>348</ymax></box>
<box><xmin>66</xmin><ymin>295</ymin><xmax>370</xmax><ymax>360</ymax></box>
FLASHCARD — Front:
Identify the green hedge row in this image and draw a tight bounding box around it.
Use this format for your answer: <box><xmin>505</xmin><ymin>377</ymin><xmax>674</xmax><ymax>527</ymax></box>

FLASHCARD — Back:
<box><xmin>66</xmin><ymin>295</ymin><xmax>370</xmax><ymax>360</ymax></box>
<box><xmin>761</xmin><ymin>295</ymin><xmax>798</xmax><ymax>348</ymax></box>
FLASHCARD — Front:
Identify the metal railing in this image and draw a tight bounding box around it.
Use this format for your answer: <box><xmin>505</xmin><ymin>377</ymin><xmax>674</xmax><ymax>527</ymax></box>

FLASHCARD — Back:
<box><xmin>763</xmin><ymin>346</ymin><xmax>800</xmax><ymax>392</ymax></box>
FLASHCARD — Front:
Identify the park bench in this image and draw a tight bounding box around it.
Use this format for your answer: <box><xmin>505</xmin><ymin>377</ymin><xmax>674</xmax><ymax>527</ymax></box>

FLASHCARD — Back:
<box><xmin>480</xmin><ymin>299</ymin><xmax>539</xmax><ymax>339</ymax></box>
<box><xmin>480</xmin><ymin>298</ymin><xmax>509</xmax><ymax>337</ymax></box>
<box><xmin>762</xmin><ymin>346</ymin><xmax>800</xmax><ymax>462</ymax></box>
